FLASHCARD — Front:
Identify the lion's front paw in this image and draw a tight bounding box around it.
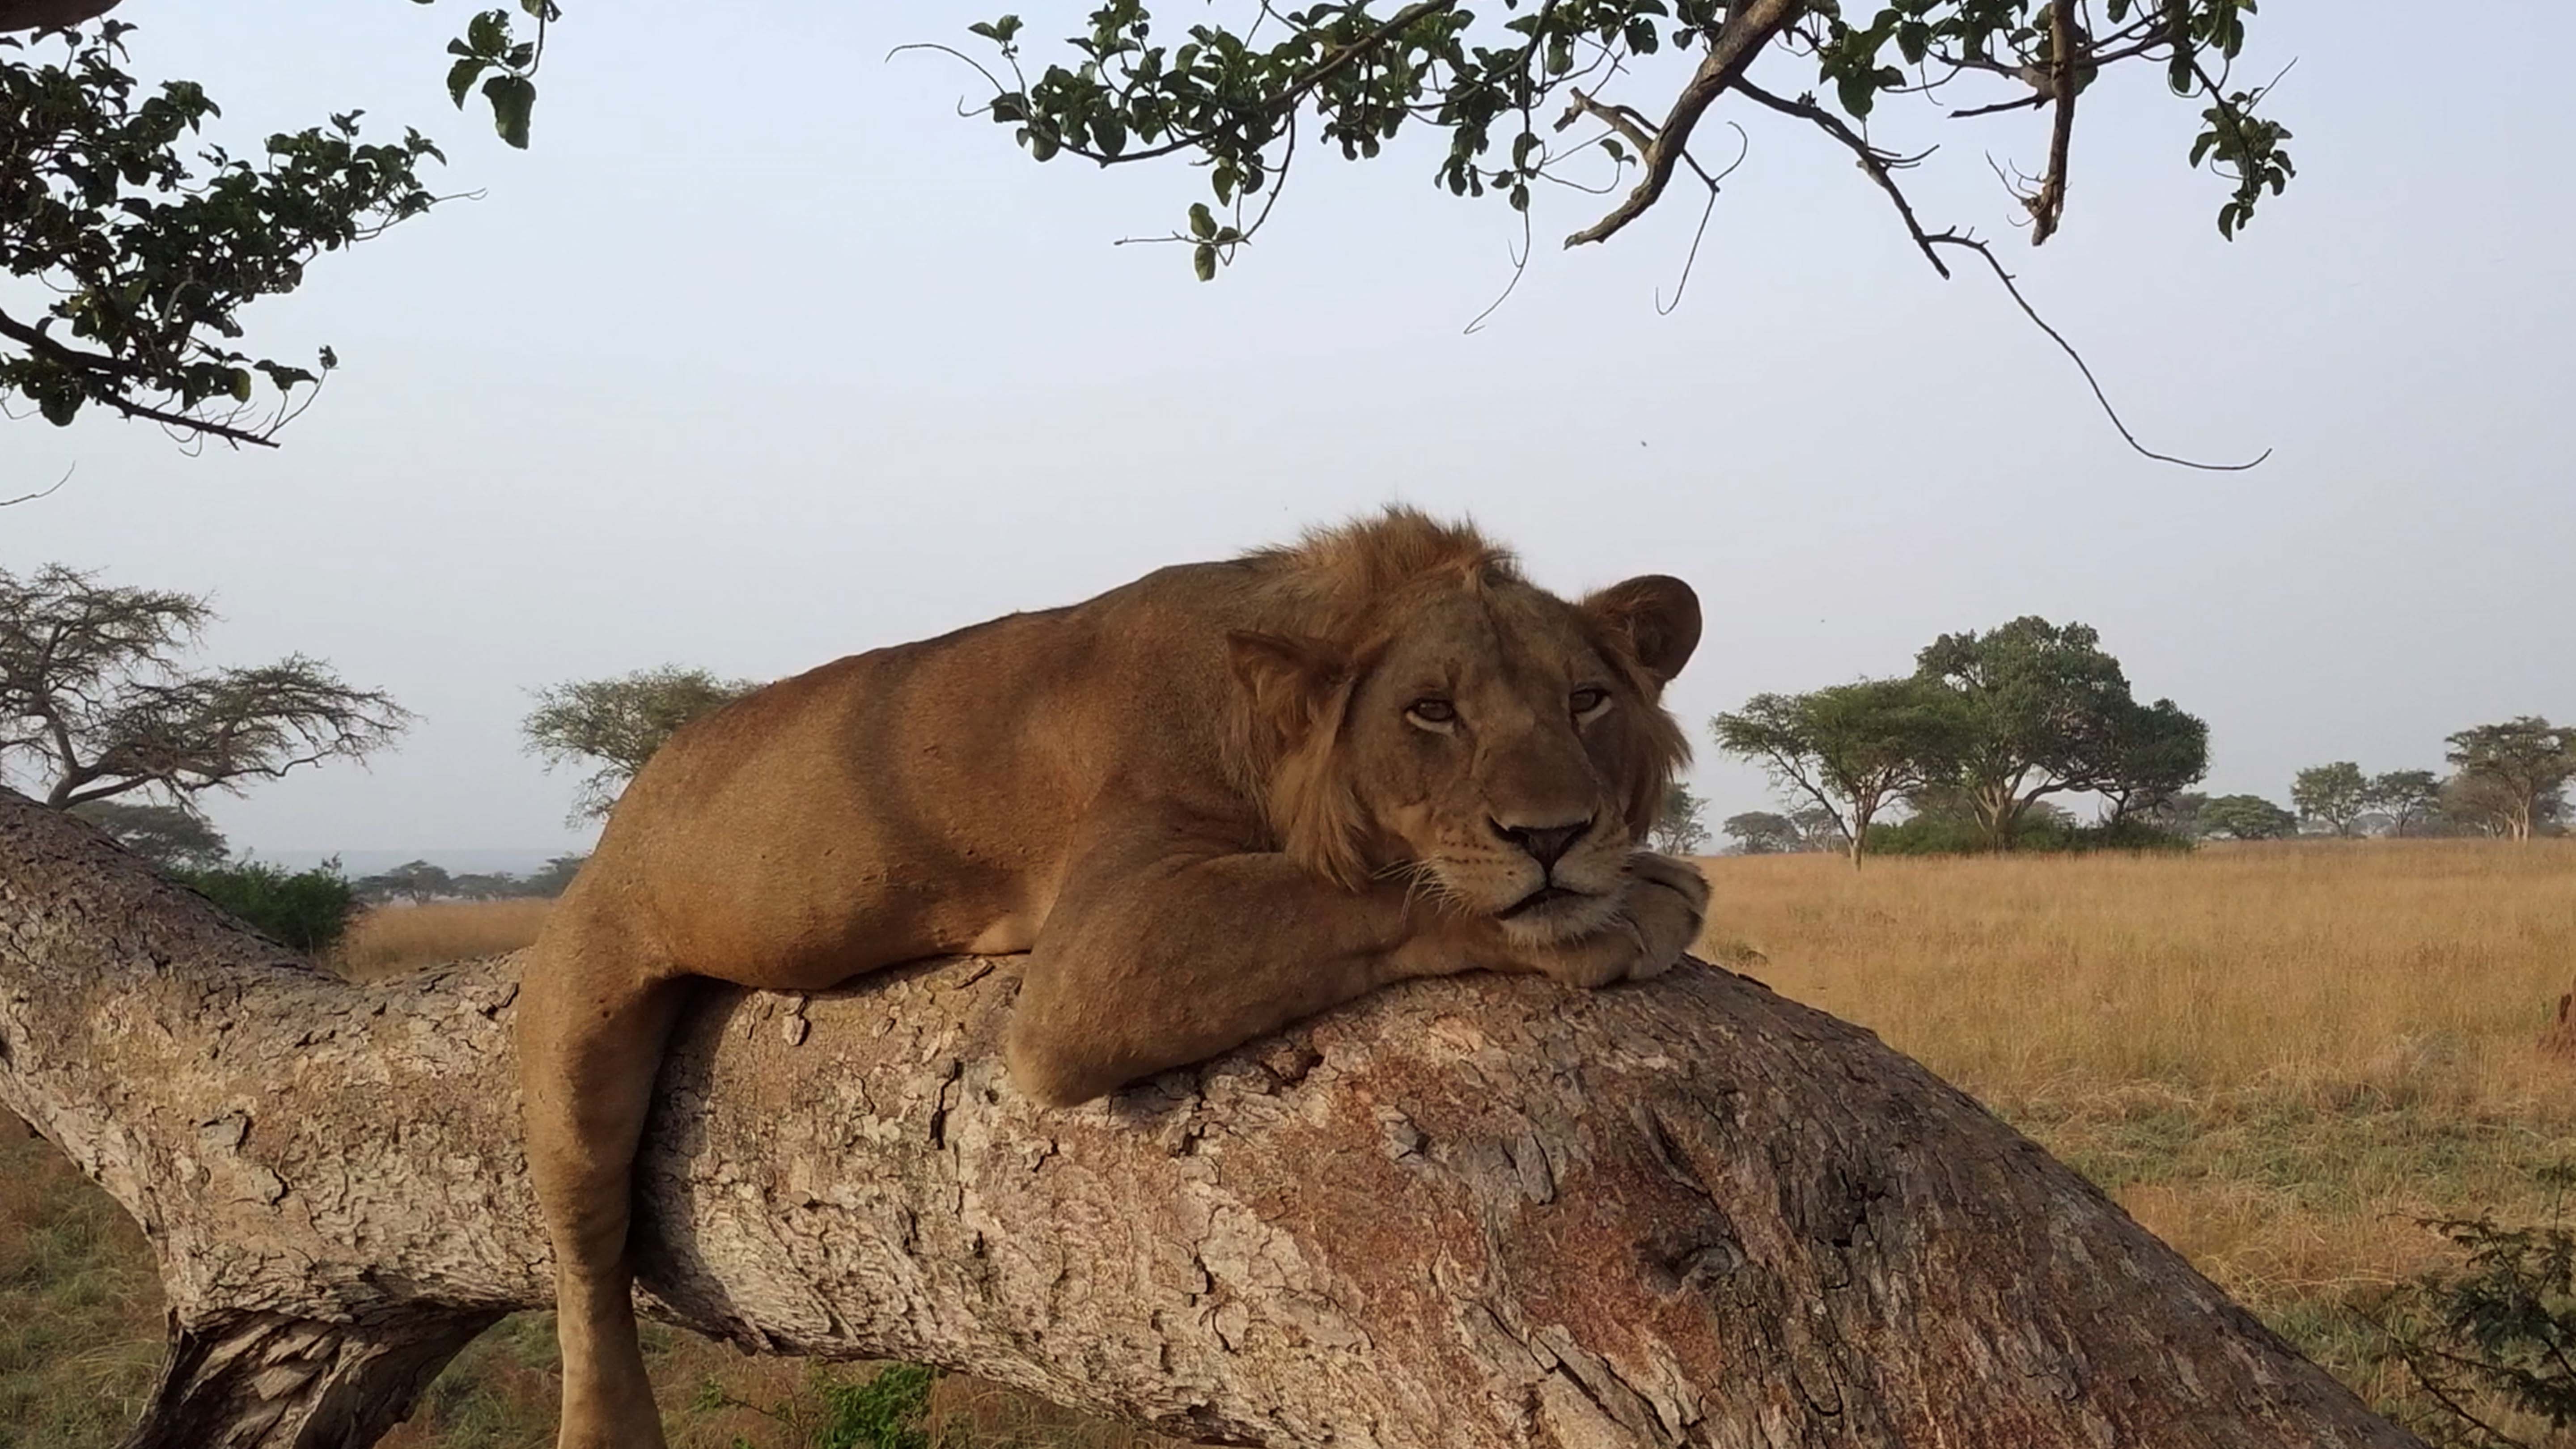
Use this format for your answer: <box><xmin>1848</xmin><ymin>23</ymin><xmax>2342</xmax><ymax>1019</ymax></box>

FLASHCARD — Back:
<box><xmin>1516</xmin><ymin>854</ymin><xmax>1708</xmax><ymax>987</ymax></box>
<box><xmin>1616</xmin><ymin>851</ymin><xmax>1708</xmax><ymax>980</ymax></box>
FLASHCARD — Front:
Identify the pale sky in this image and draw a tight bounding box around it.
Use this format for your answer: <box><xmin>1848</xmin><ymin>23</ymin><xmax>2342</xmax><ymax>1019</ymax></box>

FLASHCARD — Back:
<box><xmin>5</xmin><ymin>2</ymin><xmax>2569</xmax><ymax>860</ymax></box>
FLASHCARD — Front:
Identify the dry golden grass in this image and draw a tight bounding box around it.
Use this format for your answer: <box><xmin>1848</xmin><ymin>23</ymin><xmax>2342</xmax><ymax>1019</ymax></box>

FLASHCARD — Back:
<box><xmin>1697</xmin><ymin>838</ymin><xmax>2575</xmax><ymax>1106</ymax></box>
<box><xmin>1695</xmin><ymin>837</ymin><xmax>2576</xmax><ymax>1428</ymax></box>
<box><xmin>336</xmin><ymin>899</ymin><xmax>554</xmax><ymax>980</ymax></box>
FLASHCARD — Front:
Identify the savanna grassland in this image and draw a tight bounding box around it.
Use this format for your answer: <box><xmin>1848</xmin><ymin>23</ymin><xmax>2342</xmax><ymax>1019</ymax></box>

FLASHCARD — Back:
<box><xmin>6</xmin><ymin>840</ymin><xmax>2572</xmax><ymax>1446</ymax></box>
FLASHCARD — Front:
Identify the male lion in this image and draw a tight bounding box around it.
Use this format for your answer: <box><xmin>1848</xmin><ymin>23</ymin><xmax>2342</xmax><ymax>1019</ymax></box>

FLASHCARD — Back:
<box><xmin>518</xmin><ymin>508</ymin><xmax>1708</xmax><ymax>1449</ymax></box>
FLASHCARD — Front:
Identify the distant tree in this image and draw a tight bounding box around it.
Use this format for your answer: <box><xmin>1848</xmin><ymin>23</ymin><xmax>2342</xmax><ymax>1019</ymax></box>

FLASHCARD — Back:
<box><xmin>2443</xmin><ymin>718</ymin><xmax>2576</xmax><ymax>842</ymax></box>
<box><xmin>1913</xmin><ymin>617</ymin><xmax>2205</xmax><ymax>850</ymax></box>
<box><xmin>2362</xmin><ymin>769</ymin><xmax>2443</xmax><ymax>838</ymax></box>
<box><xmin>521</xmin><ymin>854</ymin><xmax>589</xmax><ymax>898</ymax></box>
<box><xmin>523</xmin><ymin>665</ymin><xmax>760</xmax><ymax>822</ymax></box>
<box><xmin>1785</xmin><ymin>805</ymin><xmax>1847</xmax><ymax>854</ymax></box>
<box><xmin>1712</xmin><ymin>678</ymin><xmax>1966</xmax><ymax>866</ymax></box>
<box><xmin>2140</xmin><ymin>791</ymin><xmax>2210</xmax><ymax>840</ymax></box>
<box><xmin>2199</xmin><ymin>794</ymin><xmax>2297</xmax><ymax>842</ymax></box>
<box><xmin>1721</xmin><ymin>811</ymin><xmax>1800</xmax><ymax>856</ymax></box>
<box><xmin>356</xmin><ymin>859</ymin><xmax>453</xmax><ymax>907</ymax></box>
<box><xmin>1650</xmin><ymin>782</ymin><xmax>1711</xmax><ymax>856</ymax></box>
<box><xmin>0</xmin><ymin>566</ymin><xmax>407</xmax><ymax>809</ymax></box>
<box><xmin>67</xmin><ymin>799</ymin><xmax>227</xmax><ymax>870</ymax></box>
<box><xmin>446</xmin><ymin>872</ymin><xmax>525</xmax><ymax>902</ymax></box>
<box><xmin>2098</xmin><ymin>699</ymin><xmax>2212</xmax><ymax>825</ymax></box>
<box><xmin>2439</xmin><ymin>769</ymin><xmax>2567</xmax><ymax>841</ymax></box>
<box><xmin>2289</xmin><ymin>762</ymin><xmax>2370</xmax><ymax>837</ymax></box>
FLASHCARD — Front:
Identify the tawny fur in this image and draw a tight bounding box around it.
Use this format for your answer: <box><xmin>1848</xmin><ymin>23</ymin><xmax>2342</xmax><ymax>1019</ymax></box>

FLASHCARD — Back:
<box><xmin>515</xmin><ymin>507</ymin><xmax>1708</xmax><ymax>1449</ymax></box>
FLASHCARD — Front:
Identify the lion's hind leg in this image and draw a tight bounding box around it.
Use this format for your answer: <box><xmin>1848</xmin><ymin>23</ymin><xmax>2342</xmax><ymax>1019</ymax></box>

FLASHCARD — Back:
<box><xmin>516</xmin><ymin>906</ymin><xmax>690</xmax><ymax>1449</ymax></box>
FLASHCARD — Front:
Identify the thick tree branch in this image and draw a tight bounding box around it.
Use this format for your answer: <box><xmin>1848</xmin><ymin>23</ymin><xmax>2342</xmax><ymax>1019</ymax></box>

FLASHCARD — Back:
<box><xmin>0</xmin><ymin>0</ymin><xmax>115</xmax><ymax>30</ymax></box>
<box><xmin>1729</xmin><ymin>78</ymin><xmax>1952</xmax><ymax>279</ymax></box>
<box><xmin>0</xmin><ymin>305</ymin><xmax>284</xmax><ymax>450</ymax></box>
<box><xmin>1563</xmin><ymin>0</ymin><xmax>1804</xmax><ymax>249</ymax></box>
<box><xmin>0</xmin><ymin>789</ymin><xmax>2415</xmax><ymax>1448</ymax></box>
<box><xmin>2027</xmin><ymin>0</ymin><xmax>2079</xmax><ymax>244</ymax></box>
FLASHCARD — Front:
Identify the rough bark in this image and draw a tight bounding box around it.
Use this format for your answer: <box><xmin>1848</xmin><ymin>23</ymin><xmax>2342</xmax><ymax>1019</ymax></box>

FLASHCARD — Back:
<box><xmin>0</xmin><ymin>0</ymin><xmax>118</xmax><ymax>31</ymax></box>
<box><xmin>0</xmin><ymin>788</ymin><xmax>2423</xmax><ymax>1449</ymax></box>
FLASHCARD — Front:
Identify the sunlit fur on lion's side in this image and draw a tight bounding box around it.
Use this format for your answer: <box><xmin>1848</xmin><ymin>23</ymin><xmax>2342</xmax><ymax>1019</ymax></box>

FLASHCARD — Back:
<box><xmin>1222</xmin><ymin>508</ymin><xmax>1692</xmax><ymax>901</ymax></box>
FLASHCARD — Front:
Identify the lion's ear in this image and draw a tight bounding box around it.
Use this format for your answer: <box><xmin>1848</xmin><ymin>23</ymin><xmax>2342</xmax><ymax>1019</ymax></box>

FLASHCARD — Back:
<box><xmin>1226</xmin><ymin>630</ymin><xmax>1350</xmax><ymax>733</ymax></box>
<box><xmin>1585</xmin><ymin>575</ymin><xmax>1702</xmax><ymax>686</ymax></box>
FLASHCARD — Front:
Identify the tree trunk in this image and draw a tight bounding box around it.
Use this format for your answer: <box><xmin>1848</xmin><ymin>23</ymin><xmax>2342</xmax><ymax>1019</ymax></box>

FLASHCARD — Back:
<box><xmin>0</xmin><ymin>789</ymin><xmax>2423</xmax><ymax>1449</ymax></box>
<box><xmin>0</xmin><ymin>0</ymin><xmax>117</xmax><ymax>32</ymax></box>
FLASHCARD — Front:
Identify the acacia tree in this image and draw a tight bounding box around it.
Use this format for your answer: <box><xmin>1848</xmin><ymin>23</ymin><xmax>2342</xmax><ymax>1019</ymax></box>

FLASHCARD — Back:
<box><xmin>2099</xmin><ymin>697</ymin><xmax>2211</xmax><ymax>825</ymax></box>
<box><xmin>1713</xmin><ymin>677</ymin><xmax>1966</xmax><ymax>865</ymax></box>
<box><xmin>1720</xmin><ymin>809</ymin><xmax>1798</xmax><ymax>854</ymax></box>
<box><xmin>2290</xmin><ymin>761</ymin><xmax>2369</xmax><ymax>837</ymax></box>
<box><xmin>65</xmin><ymin>798</ymin><xmax>226</xmax><ymax>869</ymax></box>
<box><xmin>0</xmin><ymin>565</ymin><xmax>407</xmax><ymax>809</ymax></box>
<box><xmin>2364</xmin><ymin>769</ymin><xmax>2442</xmax><ymax>839</ymax></box>
<box><xmin>1649</xmin><ymin>780</ymin><xmax>1710</xmax><ymax>854</ymax></box>
<box><xmin>2443</xmin><ymin>719</ymin><xmax>2576</xmax><ymax>842</ymax></box>
<box><xmin>2199</xmin><ymin>792</ymin><xmax>2294</xmax><ymax>841</ymax></box>
<box><xmin>1912</xmin><ymin>616</ymin><xmax>2204</xmax><ymax>849</ymax></box>
<box><xmin>522</xmin><ymin>664</ymin><xmax>760</xmax><ymax>821</ymax></box>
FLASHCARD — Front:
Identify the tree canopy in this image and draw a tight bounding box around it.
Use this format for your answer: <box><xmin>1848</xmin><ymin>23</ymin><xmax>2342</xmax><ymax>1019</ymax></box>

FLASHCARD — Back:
<box><xmin>2197</xmin><ymin>792</ymin><xmax>2292</xmax><ymax>841</ymax></box>
<box><xmin>1911</xmin><ymin>616</ymin><xmax>2207</xmax><ymax>849</ymax></box>
<box><xmin>2442</xmin><ymin>718</ymin><xmax>2576</xmax><ymax>843</ymax></box>
<box><xmin>0</xmin><ymin>564</ymin><xmax>407</xmax><ymax>809</ymax></box>
<box><xmin>953</xmin><ymin>0</ymin><xmax>2290</xmax><ymax>267</ymax></box>
<box><xmin>2363</xmin><ymin>769</ymin><xmax>2440</xmax><ymax>839</ymax></box>
<box><xmin>2289</xmin><ymin>761</ymin><xmax>2368</xmax><ymax>836</ymax></box>
<box><xmin>1650</xmin><ymin>780</ymin><xmax>1710</xmax><ymax>854</ymax></box>
<box><xmin>522</xmin><ymin>665</ymin><xmax>759</xmax><ymax>822</ymax></box>
<box><xmin>1713</xmin><ymin>677</ymin><xmax>1966</xmax><ymax>864</ymax></box>
<box><xmin>67</xmin><ymin>797</ymin><xmax>226</xmax><ymax>869</ymax></box>
<box><xmin>4</xmin><ymin>1</ymin><xmax>2287</xmax><ymax>460</ymax></box>
<box><xmin>0</xmin><ymin>2</ymin><xmax>545</xmax><ymax>449</ymax></box>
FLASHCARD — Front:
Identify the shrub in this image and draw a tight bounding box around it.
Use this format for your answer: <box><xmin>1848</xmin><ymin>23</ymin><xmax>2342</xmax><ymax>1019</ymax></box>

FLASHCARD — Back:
<box><xmin>1867</xmin><ymin>814</ymin><xmax>2192</xmax><ymax>856</ymax></box>
<box><xmin>171</xmin><ymin>860</ymin><xmax>357</xmax><ymax>956</ymax></box>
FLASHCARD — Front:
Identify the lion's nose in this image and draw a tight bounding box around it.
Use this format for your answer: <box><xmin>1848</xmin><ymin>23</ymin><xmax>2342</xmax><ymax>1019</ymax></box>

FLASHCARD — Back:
<box><xmin>1491</xmin><ymin>817</ymin><xmax>1592</xmax><ymax>870</ymax></box>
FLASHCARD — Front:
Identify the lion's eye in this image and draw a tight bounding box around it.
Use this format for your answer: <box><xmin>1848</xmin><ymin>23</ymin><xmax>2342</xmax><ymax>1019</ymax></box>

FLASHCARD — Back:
<box><xmin>1570</xmin><ymin>686</ymin><xmax>1611</xmax><ymax>718</ymax></box>
<box><xmin>1407</xmin><ymin>698</ymin><xmax>1457</xmax><ymax>726</ymax></box>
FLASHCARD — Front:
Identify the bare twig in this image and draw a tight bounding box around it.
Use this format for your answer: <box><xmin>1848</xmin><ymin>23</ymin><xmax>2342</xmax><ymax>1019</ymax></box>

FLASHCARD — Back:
<box><xmin>2028</xmin><ymin>0</ymin><xmax>2078</xmax><ymax>244</ymax></box>
<box><xmin>1656</xmin><ymin>123</ymin><xmax>1749</xmax><ymax>316</ymax></box>
<box><xmin>1929</xmin><ymin>235</ymin><xmax>2270</xmax><ymax>471</ymax></box>
<box><xmin>0</xmin><ymin>464</ymin><xmax>72</xmax><ymax>508</ymax></box>
<box><xmin>1732</xmin><ymin>79</ymin><xmax>1951</xmax><ymax>279</ymax></box>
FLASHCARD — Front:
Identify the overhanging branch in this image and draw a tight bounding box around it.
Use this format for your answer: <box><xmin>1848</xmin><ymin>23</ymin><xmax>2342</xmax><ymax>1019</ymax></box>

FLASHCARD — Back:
<box><xmin>1562</xmin><ymin>0</ymin><xmax>1804</xmax><ymax>249</ymax></box>
<box><xmin>0</xmin><ymin>786</ymin><xmax>2420</xmax><ymax>1448</ymax></box>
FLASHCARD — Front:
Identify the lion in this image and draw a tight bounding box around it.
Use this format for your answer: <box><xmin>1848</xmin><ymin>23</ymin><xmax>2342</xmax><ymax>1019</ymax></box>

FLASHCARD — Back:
<box><xmin>516</xmin><ymin>507</ymin><xmax>1708</xmax><ymax>1449</ymax></box>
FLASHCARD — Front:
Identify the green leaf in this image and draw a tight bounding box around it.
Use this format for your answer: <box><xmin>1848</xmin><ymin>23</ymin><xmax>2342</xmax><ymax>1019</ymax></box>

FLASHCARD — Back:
<box><xmin>447</xmin><ymin>57</ymin><xmax>487</xmax><ymax>110</ymax></box>
<box><xmin>1188</xmin><ymin>202</ymin><xmax>1216</xmax><ymax>238</ymax></box>
<box><xmin>466</xmin><ymin>9</ymin><xmax>508</xmax><ymax>55</ymax></box>
<box><xmin>481</xmin><ymin>74</ymin><xmax>536</xmax><ymax>150</ymax></box>
<box><xmin>1837</xmin><ymin>69</ymin><xmax>1877</xmax><ymax>119</ymax></box>
<box><xmin>1192</xmin><ymin>243</ymin><xmax>1216</xmax><ymax>281</ymax></box>
<box><xmin>229</xmin><ymin>368</ymin><xmax>252</xmax><ymax>402</ymax></box>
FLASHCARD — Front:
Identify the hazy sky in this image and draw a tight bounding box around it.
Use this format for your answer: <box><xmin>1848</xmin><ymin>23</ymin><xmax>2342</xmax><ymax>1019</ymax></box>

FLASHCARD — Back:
<box><xmin>5</xmin><ymin>2</ymin><xmax>2569</xmax><ymax>858</ymax></box>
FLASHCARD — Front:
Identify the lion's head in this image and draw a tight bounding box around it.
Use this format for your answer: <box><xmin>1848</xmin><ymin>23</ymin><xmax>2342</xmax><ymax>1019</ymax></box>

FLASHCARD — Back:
<box><xmin>1227</xmin><ymin>509</ymin><xmax>1699</xmax><ymax>944</ymax></box>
